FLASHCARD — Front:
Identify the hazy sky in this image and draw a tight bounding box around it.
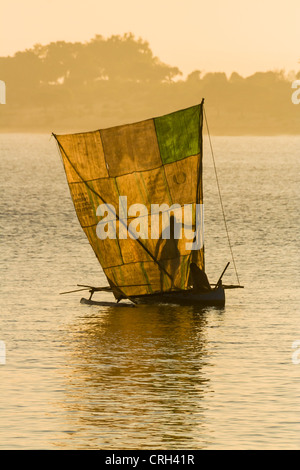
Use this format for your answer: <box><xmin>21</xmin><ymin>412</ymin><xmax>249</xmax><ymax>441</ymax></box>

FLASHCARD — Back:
<box><xmin>1</xmin><ymin>0</ymin><xmax>299</xmax><ymax>77</ymax></box>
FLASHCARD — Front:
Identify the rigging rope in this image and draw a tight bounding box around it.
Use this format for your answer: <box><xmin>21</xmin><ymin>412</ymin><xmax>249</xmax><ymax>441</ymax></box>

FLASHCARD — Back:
<box><xmin>203</xmin><ymin>105</ymin><xmax>241</xmax><ymax>286</ymax></box>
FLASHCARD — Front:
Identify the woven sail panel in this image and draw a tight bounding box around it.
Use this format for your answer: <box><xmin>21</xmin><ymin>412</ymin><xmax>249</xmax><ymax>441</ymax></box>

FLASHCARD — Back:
<box><xmin>55</xmin><ymin>103</ymin><xmax>204</xmax><ymax>298</ymax></box>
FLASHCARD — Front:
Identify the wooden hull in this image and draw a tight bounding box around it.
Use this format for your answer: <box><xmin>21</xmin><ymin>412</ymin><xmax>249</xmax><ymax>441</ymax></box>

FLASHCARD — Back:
<box><xmin>130</xmin><ymin>285</ymin><xmax>225</xmax><ymax>307</ymax></box>
<box><xmin>80</xmin><ymin>286</ymin><xmax>225</xmax><ymax>308</ymax></box>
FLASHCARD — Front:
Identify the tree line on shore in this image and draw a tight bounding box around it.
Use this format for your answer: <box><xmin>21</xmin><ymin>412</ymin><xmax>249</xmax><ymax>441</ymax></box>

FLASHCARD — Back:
<box><xmin>0</xmin><ymin>33</ymin><xmax>299</xmax><ymax>134</ymax></box>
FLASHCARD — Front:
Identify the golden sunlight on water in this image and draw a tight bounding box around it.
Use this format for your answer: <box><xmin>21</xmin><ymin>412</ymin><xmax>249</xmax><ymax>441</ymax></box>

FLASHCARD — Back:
<box><xmin>58</xmin><ymin>305</ymin><xmax>211</xmax><ymax>449</ymax></box>
<box><xmin>0</xmin><ymin>134</ymin><xmax>299</xmax><ymax>449</ymax></box>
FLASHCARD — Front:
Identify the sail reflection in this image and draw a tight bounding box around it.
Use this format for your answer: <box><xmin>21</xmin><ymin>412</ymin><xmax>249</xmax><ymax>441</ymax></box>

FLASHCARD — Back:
<box><xmin>60</xmin><ymin>305</ymin><xmax>215</xmax><ymax>449</ymax></box>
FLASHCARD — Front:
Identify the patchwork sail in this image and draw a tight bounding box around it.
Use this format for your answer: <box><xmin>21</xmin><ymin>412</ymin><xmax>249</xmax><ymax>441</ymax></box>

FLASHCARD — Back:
<box><xmin>54</xmin><ymin>102</ymin><xmax>205</xmax><ymax>300</ymax></box>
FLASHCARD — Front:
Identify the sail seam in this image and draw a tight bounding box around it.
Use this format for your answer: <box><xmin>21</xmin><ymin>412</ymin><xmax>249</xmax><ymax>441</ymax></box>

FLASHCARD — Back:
<box><xmin>66</xmin><ymin>152</ymin><xmax>200</xmax><ymax>183</ymax></box>
<box><xmin>99</xmin><ymin>254</ymin><xmax>191</xmax><ymax>269</ymax></box>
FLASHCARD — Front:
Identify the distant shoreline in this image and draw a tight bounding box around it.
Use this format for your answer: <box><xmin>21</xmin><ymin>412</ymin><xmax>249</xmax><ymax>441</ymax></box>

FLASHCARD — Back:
<box><xmin>0</xmin><ymin>36</ymin><xmax>299</xmax><ymax>137</ymax></box>
<box><xmin>1</xmin><ymin>130</ymin><xmax>299</xmax><ymax>136</ymax></box>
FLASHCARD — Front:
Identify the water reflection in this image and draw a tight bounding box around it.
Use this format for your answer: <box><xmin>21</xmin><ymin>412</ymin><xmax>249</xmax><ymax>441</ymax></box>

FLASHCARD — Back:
<box><xmin>59</xmin><ymin>304</ymin><xmax>219</xmax><ymax>449</ymax></box>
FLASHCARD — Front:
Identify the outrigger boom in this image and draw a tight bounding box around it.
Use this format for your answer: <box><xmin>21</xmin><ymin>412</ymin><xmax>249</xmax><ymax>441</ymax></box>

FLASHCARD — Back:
<box><xmin>60</xmin><ymin>263</ymin><xmax>243</xmax><ymax>307</ymax></box>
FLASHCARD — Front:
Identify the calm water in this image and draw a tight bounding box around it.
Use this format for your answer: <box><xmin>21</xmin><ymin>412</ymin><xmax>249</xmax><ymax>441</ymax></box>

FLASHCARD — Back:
<box><xmin>0</xmin><ymin>134</ymin><xmax>299</xmax><ymax>449</ymax></box>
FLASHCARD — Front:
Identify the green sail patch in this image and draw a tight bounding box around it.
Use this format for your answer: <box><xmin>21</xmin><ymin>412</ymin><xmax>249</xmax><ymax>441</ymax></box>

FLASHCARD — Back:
<box><xmin>154</xmin><ymin>104</ymin><xmax>201</xmax><ymax>164</ymax></box>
